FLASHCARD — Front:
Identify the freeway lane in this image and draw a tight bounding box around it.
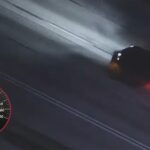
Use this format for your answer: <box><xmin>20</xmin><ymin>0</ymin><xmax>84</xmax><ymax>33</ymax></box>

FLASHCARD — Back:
<box><xmin>0</xmin><ymin>72</ymin><xmax>142</xmax><ymax>150</ymax></box>
<box><xmin>0</xmin><ymin>31</ymin><xmax>150</xmax><ymax>149</ymax></box>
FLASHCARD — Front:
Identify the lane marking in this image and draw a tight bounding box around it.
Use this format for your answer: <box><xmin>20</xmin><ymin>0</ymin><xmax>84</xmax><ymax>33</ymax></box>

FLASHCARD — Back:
<box><xmin>0</xmin><ymin>71</ymin><xmax>149</xmax><ymax>150</ymax></box>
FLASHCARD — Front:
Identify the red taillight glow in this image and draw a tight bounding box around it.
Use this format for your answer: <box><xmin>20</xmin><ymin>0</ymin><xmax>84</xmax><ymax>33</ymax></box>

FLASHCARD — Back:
<box><xmin>144</xmin><ymin>82</ymin><xmax>150</xmax><ymax>91</ymax></box>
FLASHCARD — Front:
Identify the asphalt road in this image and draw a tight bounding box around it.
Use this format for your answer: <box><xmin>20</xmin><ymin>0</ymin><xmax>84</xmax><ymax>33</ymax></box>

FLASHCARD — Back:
<box><xmin>0</xmin><ymin>28</ymin><xmax>150</xmax><ymax>150</ymax></box>
<box><xmin>1</xmin><ymin>0</ymin><xmax>150</xmax><ymax>150</ymax></box>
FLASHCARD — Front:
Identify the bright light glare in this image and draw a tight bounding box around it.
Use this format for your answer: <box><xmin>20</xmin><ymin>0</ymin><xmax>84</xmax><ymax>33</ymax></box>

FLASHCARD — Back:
<box><xmin>130</xmin><ymin>45</ymin><xmax>134</xmax><ymax>48</ymax></box>
<box><xmin>118</xmin><ymin>53</ymin><xmax>122</xmax><ymax>57</ymax></box>
<box><xmin>117</xmin><ymin>57</ymin><xmax>120</xmax><ymax>61</ymax></box>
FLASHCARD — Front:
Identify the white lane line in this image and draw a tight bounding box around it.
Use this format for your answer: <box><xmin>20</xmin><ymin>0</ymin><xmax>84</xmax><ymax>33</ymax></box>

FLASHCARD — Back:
<box><xmin>0</xmin><ymin>71</ymin><xmax>149</xmax><ymax>150</ymax></box>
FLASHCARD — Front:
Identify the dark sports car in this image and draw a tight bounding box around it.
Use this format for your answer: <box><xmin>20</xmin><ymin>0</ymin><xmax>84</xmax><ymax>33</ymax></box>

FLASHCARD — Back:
<box><xmin>109</xmin><ymin>45</ymin><xmax>150</xmax><ymax>85</ymax></box>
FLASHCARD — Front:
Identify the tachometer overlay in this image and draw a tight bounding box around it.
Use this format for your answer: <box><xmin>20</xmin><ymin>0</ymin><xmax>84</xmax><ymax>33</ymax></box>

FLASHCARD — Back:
<box><xmin>0</xmin><ymin>88</ymin><xmax>12</xmax><ymax>132</ymax></box>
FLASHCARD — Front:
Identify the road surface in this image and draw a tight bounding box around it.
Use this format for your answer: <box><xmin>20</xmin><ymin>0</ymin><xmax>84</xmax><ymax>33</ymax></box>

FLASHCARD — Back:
<box><xmin>0</xmin><ymin>0</ymin><xmax>150</xmax><ymax>150</ymax></box>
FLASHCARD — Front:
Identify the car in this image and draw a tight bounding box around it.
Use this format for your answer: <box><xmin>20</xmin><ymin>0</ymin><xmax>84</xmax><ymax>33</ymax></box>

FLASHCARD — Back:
<box><xmin>108</xmin><ymin>45</ymin><xmax>150</xmax><ymax>85</ymax></box>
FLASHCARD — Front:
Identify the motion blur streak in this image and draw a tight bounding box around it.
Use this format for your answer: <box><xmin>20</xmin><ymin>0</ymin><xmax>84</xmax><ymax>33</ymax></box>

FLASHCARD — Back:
<box><xmin>0</xmin><ymin>71</ymin><xmax>149</xmax><ymax>150</ymax></box>
<box><xmin>0</xmin><ymin>0</ymin><xmax>128</xmax><ymax>65</ymax></box>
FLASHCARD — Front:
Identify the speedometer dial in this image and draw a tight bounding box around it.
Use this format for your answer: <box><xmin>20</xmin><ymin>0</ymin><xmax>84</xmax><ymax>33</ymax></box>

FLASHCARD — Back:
<box><xmin>0</xmin><ymin>88</ymin><xmax>12</xmax><ymax>132</ymax></box>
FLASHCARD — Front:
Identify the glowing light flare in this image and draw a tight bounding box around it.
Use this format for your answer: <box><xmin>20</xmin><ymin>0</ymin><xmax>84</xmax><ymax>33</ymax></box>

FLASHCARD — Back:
<box><xmin>130</xmin><ymin>44</ymin><xmax>134</xmax><ymax>48</ymax></box>
<box><xmin>118</xmin><ymin>53</ymin><xmax>122</xmax><ymax>57</ymax></box>
<box><xmin>117</xmin><ymin>57</ymin><xmax>120</xmax><ymax>61</ymax></box>
<box><xmin>108</xmin><ymin>62</ymin><xmax>122</xmax><ymax>78</ymax></box>
<box><xmin>144</xmin><ymin>81</ymin><xmax>150</xmax><ymax>91</ymax></box>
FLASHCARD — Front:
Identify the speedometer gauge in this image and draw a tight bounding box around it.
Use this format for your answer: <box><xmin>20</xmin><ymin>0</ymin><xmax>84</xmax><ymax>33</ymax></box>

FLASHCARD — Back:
<box><xmin>0</xmin><ymin>88</ymin><xmax>12</xmax><ymax>132</ymax></box>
